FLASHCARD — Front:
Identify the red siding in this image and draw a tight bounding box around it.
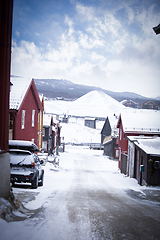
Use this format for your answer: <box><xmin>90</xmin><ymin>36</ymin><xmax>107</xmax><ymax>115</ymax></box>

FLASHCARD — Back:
<box><xmin>0</xmin><ymin>0</ymin><xmax>13</xmax><ymax>152</ymax></box>
<box><xmin>118</xmin><ymin>121</ymin><xmax>128</xmax><ymax>169</ymax></box>
<box><xmin>118</xmin><ymin>118</ymin><xmax>160</xmax><ymax>170</ymax></box>
<box><xmin>14</xmin><ymin>86</ymin><xmax>39</xmax><ymax>146</ymax></box>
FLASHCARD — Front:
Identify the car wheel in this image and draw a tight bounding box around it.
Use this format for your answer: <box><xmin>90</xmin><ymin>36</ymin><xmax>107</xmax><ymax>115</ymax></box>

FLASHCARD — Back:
<box><xmin>32</xmin><ymin>174</ymin><xmax>38</xmax><ymax>189</ymax></box>
<box><xmin>39</xmin><ymin>172</ymin><xmax>44</xmax><ymax>186</ymax></box>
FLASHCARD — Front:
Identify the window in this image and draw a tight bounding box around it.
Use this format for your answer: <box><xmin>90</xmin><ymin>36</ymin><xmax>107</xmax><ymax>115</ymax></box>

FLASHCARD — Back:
<box><xmin>43</xmin><ymin>128</ymin><xmax>45</xmax><ymax>137</ymax></box>
<box><xmin>115</xmin><ymin>149</ymin><xmax>119</xmax><ymax>158</ymax></box>
<box><xmin>39</xmin><ymin>111</ymin><xmax>42</xmax><ymax>128</ymax></box>
<box><xmin>124</xmin><ymin>133</ymin><xmax>126</xmax><ymax>139</ymax></box>
<box><xmin>120</xmin><ymin>129</ymin><xmax>122</xmax><ymax>140</ymax></box>
<box><xmin>22</xmin><ymin>110</ymin><xmax>25</xmax><ymax>129</ymax></box>
<box><xmin>42</xmin><ymin>141</ymin><xmax>47</xmax><ymax>151</ymax></box>
<box><xmin>116</xmin><ymin>138</ymin><xmax>119</xmax><ymax>144</ymax></box>
<box><xmin>32</xmin><ymin>109</ymin><xmax>35</xmax><ymax>127</ymax></box>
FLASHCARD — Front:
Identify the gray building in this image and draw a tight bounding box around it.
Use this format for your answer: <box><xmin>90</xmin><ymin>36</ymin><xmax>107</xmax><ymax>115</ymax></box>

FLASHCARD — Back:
<box><xmin>85</xmin><ymin>117</ymin><xmax>96</xmax><ymax>129</ymax></box>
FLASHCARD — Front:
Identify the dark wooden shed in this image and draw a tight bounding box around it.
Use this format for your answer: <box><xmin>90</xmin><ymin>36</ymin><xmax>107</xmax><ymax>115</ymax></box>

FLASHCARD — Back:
<box><xmin>134</xmin><ymin>138</ymin><xmax>160</xmax><ymax>186</ymax></box>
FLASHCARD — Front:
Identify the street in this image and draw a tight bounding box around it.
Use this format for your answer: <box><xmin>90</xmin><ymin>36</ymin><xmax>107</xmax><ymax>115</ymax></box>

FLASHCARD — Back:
<box><xmin>1</xmin><ymin>145</ymin><xmax>160</xmax><ymax>240</ymax></box>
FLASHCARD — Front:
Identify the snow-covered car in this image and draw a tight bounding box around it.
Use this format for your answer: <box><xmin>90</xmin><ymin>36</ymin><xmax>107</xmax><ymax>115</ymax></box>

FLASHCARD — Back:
<box><xmin>10</xmin><ymin>149</ymin><xmax>44</xmax><ymax>189</ymax></box>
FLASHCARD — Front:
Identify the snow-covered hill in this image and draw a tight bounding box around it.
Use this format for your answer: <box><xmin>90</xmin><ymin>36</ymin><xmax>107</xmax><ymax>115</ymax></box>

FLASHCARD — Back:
<box><xmin>44</xmin><ymin>90</ymin><xmax>126</xmax><ymax>144</ymax></box>
<box><xmin>44</xmin><ymin>90</ymin><xmax>125</xmax><ymax>118</ymax></box>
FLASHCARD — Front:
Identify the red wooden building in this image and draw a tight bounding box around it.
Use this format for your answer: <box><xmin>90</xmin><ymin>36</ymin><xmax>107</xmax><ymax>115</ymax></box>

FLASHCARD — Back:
<box><xmin>43</xmin><ymin>114</ymin><xmax>61</xmax><ymax>155</ymax></box>
<box><xmin>9</xmin><ymin>77</ymin><xmax>43</xmax><ymax>147</ymax></box>
<box><xmin>116</xmin><ymin>110</ymin><xmax>160</xmax><ymax>170</ymax></box>
<box><xmin>0</xmin><ymin>0</ymin><xmax>13</xmax><ymax>198</ymax></box>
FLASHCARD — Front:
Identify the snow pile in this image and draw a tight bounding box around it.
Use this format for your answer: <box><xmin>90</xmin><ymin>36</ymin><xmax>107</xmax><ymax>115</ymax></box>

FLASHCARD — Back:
<box><xmin>44</xmin><ymin>90</ymin><xmax>125</xmax><ymax>118</ymax></box>
<box><xmin>0</xmin><ymin>198</ymin><xmax>13</xmax><ymax>222</ymax></box>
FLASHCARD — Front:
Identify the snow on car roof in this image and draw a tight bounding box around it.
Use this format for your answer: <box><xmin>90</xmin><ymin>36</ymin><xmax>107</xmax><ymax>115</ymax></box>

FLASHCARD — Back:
<box><xmin>134</xmin><ymin>137</ymin><xmax>160</xmax><ymax>155</ymax></box>
<box><xmin>10</xmin><ymin>77</ymin><xmax>32</xmax><ymax>110</ymax></box>
<box><xmin>120</xmin><ymin>110</ymin><xmax>160</xmax><ymax>133</ymax></box>
<box><xmin>9</xmin><ymin>140</ymin><xmax>39</xmax><ymax>151</ymax></box>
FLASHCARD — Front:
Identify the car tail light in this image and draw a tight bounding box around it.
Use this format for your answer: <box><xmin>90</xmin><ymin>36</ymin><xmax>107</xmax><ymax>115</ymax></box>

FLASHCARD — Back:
<box><xmin>25</xmin><ymin>176</ymin><xmax>30</xmax><ymax>179</ymax></box>
<box><xmin>32</xmin><ymin>162</ymin><xmax>35</xmax><ymax>168</ymax></box>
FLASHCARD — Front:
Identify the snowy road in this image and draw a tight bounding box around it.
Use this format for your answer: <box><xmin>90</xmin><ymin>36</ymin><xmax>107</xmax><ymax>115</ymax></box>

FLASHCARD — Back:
<box><xmin>1</xmin><ymin>145</ymin><xmax>160</xmax><ymax>240</ymax></box>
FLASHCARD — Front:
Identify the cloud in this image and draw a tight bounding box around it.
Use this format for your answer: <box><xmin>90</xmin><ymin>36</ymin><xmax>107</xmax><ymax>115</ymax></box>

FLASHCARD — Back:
<box><xmin>91</xmin><ymin>52</ymin><xmax>106</xmax><ymax>62</ymax></box>
<box><xmin>134</xmin><ymin>3</ymin><xmax>160</xmax><ymax>35</ymax></box>
<box><xmin>11</xmin><ymin>0</ymin><xmax>160</xmax><ymax>98</ymax></box>
<box><xmin>76</xmin><ymin>2</ymin><xmax>95</xmax><ymax>21</ymax></box>
<box><xmin>64</xmin><ymin>15</ymin><xmax>75</xmax><ymax>36</ymax></box>
<box><xmin>125</xmin><ymin>6</ymin><xmax>135</xmax><ymax>24</ymax></box>
<box><xmin>15</xmin><ymin>31</ymin><xmax>20</xmax><ymax>37</ymax></box>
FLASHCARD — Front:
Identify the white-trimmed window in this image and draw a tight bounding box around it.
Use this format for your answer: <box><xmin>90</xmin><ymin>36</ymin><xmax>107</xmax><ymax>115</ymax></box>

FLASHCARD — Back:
<box><xmin>120</xmin><ymin>129</ymin><xmax>122</xmax><ymax>140</ymax></box>
<box><xmin>32</xmin><ymin>109</ymin><xmax>35</xmax><ymax>127</ymax></box>
<box><xmin>22</xmin><ymin>110</ymin><xmax>25</xmax><ymax>129</ymax></box>
<box><xmin>115</xmin><ymin>149</ymin><xmax>119</xmax><ymax>158</ymax></box>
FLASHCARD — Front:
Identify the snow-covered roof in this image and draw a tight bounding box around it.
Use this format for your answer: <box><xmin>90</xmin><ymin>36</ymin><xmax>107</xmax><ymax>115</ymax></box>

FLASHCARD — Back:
<box><xmin>118</xmin><ymin>110</ymin><xmax>160</xmax><ymax>133</ymax></box>
<box><xmin>85</xmin><ymin>117</ymin><xmax>96</xmax><ymax>121</ymax></box>
<box><xmin>107</xmin><ymin>114</ymin><xmax>119</xmax><ymax>128</ymax></box>
<box><xmin>43</xmin><ymin>113</ymin><xmax>59</xmax><ymax>127</ymax></box>
<box><xmin>134</xmin><ymin>137</ymin><xmax>160</xmax><ymax>155</ymax></box>
<box><xmin>103</xmin><ymin>139</ymin><xmax>112</xmax><ymax>145</ymax></box>
<box><xmin>43</xmin><ymin>114</ymin><xmax>52</xmax><ymax>127</ymax></box>
<box><xmin>121</xmin><ymin>99</ymin><xmax>137</xmax><ymax>105</ymax></box>
<box><xmin>10</xmin><ymin>77</ymin><xmax>32</xmax><ymax>110</ymax></box>
<box><xmin>127</xmin><ymin>136</ymin><xmax>154</xmax><ymax>142</ymax></box>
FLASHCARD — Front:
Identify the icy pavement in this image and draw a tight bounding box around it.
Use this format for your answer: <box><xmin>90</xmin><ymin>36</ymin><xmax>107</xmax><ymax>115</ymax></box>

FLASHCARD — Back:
<box><xmin>0</xmin><ymin>145</ymin><xmax>160</xmax><ymax>240</ymax></box>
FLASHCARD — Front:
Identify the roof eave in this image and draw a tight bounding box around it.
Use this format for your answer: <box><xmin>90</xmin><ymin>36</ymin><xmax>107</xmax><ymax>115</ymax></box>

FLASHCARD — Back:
<box><xmin>125</xmin><ymin>131</ymin><xmax>160</xmax><ymax>135</ymax></box>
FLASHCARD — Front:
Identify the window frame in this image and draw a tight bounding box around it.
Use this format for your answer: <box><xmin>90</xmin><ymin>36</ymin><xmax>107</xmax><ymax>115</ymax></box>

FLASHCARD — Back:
<box><xmin>21</xmin><ymin>110</ymin><xmax>25</xmax><ymax>129</ymax></box>
<box><xmin>32</xmin><ymin>109</ymin><xmax>35</xmax><ymax>127</ymax></box>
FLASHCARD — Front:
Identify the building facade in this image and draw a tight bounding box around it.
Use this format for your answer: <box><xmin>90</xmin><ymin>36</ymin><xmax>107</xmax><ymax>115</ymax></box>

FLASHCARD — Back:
<box><xmin>9</xmin><ymin>78</ymin><xmax>43</xmax><ymax>147</ymax></box>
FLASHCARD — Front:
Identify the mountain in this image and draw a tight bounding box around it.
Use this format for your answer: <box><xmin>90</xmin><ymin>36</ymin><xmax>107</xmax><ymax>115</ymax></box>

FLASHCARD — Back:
<box><xmin>156</xmin><ymin>96</ymin><xmax>160</xmax><ymax>101</ymax></box>
<box><xmin>34</xmin><ymin>78</ymin><xmax>147</xmax><ymax>102</ymax></box>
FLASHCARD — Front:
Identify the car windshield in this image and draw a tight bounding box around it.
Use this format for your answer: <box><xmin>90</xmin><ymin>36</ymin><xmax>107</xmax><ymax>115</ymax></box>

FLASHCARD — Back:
<box><xmin>10</xmin><ymin>151</ymin><xmax>33</xmax><ymax>165</ymax></box>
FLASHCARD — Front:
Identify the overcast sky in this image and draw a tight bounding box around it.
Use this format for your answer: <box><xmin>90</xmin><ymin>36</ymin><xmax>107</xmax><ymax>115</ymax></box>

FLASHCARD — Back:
<box><xmin>11</xmin><ymin>0</ymin><xmax>160</xmax><ymax>98</ymax></box>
